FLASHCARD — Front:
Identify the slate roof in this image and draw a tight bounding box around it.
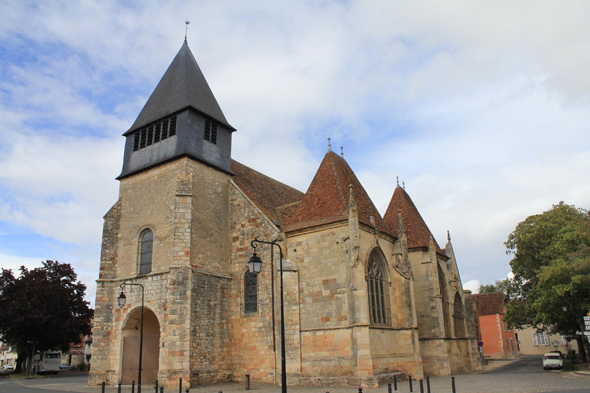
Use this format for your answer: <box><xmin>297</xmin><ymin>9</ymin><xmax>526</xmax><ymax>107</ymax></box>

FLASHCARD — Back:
<box><xmin>471</xmin><ymin>292</ymin><xmax>506</xmax><ymax>315</ymax></box>
<box><xmin>282</xmin><ymin>151</ymin><xmax>394</xmax><ymax>236</ymax></box>
<box><xmin>125</xmin><ymin>40</ymin><xmax>234</xmax><ymax>134</ymax></box>
<box><xmin>383</xmin><ymin>185</ymin><xmax>444</xmax><ymax>254</ymax></box>
<box><xmin>231</xmin><ymin>159</ymin><xmax>305</xmax><ymax>225</ymax></box>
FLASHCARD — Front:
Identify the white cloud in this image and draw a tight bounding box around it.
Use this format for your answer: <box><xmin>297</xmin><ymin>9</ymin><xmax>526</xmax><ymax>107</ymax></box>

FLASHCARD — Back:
<box><xmin>464</xmin><ymin>280</ymin><xmax>481</xmax><ymax>294</ymax></box>
<box><xmin>1</xmin><ymin>0</ymin><xmax>590</xmax><ymax>303</ymax></box>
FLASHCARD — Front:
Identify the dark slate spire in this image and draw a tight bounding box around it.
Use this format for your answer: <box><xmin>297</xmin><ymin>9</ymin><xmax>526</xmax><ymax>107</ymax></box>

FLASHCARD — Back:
<box><xmin>125</xmin><ymin>40</ymin><xmax>234</xmax><ymax>134</ymax></box>
<box><xmin>118</xmin><ymin>41</ymin><xmax>234</xmax><ymax>179</ymax></box>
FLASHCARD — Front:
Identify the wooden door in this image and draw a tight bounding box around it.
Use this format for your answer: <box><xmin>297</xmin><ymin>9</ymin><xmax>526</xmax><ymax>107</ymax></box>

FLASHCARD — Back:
<box><xmin>121</xmin><ymin>334</ymin><xmax>160</xmax><ymax>384</ymax></box>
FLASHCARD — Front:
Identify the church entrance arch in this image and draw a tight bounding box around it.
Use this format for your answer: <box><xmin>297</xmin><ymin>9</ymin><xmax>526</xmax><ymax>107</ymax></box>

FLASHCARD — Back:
<box><xmin>121</xmin><ymin>308</ymin><xmax>160</xmax><ymax>385</ymax></box>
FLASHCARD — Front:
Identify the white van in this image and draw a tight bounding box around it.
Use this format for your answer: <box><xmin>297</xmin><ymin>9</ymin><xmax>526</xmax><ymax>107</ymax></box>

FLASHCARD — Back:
<box><xmin>36</xmin><ymin>351</ymin><xmax>62</xmax><ymax>374</ymax></box>
<box><xmin>543</xmin><ymin>353</ymin><xmax>563</xmax><ymax>370</ymax></box>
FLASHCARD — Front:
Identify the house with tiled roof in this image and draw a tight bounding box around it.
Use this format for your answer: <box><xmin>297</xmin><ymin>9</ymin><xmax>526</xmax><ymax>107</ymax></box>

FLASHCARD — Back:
<box><xmin>471</xmin><ymin>292</ymin><xmax>519</xmax><ymax>359</ymax></box>
<box><xmin>90</xmin><ymin>39</ymin><xmax>481</xmax><ymax>390</ymax></box>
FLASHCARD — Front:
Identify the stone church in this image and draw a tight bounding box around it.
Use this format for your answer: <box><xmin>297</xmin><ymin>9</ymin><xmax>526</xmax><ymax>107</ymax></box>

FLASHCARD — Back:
<box><xmin>89</xmin><ymin>40</ymin><xmax>482</xmax><ymax>389</ymax></box>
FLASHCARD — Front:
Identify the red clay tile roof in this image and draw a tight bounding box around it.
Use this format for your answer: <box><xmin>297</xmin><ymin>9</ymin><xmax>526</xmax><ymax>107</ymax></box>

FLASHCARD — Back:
<box><xmin>471</xmin><ymin>292</ymin><xmax>506</xmax><ymax>315</ymax></box>
<box><xmin>383</xmin><ymin>186</ymin><xmax>444</xmax><ymax>255</ymax></box>
<box><xmin>231</xmin><ymin>159</ymin><xmax>305</xmax><ymax>226</ymax></box>
<box><xmin>283</xmin><ymin>151</ymin><xmax>394</xmax><ymax>236</ymax></box>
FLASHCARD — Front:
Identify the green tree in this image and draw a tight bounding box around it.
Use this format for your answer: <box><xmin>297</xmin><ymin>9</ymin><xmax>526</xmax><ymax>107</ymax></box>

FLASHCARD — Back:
<box><xmin>0</xmin><ymin>260</ymin><xmax>93</xmax><ymax>373</ymax></box>
<box><xmin>504</xmin><ymin>202</ymin><xmax>590</xmax><ymax>361</ymax></box>
<box><xmin>478</xmin><ymin>278</ymin><xmax>514</xmax><ymax>296</ymax></box>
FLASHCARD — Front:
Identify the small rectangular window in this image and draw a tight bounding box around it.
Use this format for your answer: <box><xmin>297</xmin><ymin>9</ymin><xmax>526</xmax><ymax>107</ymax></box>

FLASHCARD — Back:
<box><xmin>211</xmin><ymin>123</ymin><xmax>217</xmax><ymax>144</ymax></box>
<box><xmin>133</xmin><ymin>132</ymin><xmax>139</xmax><ymax>151</ymax></box>
<box><xmin>146</xmin><ymin>126</ymin><xmax>154</xmax><ymax>145</ymax></box>
<box><xmin>169</xmin><ymin>115</ymin><xmax>177</xmax><ymax>136</ymax></box>
<box><xmin>140</xmin><ymin>128</ymin><xmax>147</xmax><ymax>148</ymax></box>
<box><xmin>204</xmin><ymin>120</ymin><xmax>211</xmax><ymax>141</ymax></box>
<box><xmin>154</xmin><ymin>123</ymin><xmax>161</xmax><ymax>143</ymax></box>
<box><xmin>161</xmin><ymin>119</ymin><xmax>169</xmax><ymax>139</ymax></box>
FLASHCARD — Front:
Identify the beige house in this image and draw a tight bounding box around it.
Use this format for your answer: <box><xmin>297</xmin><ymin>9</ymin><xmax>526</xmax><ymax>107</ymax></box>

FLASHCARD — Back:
<box><xmin>0</xmin><ymin>344</ymin><xmax>17</xmax><ymax>368</ymax></box>
<box><xmin>89</xmin><ymin>40</ymin><xmax>482</xmax><ymax>390</ymax></box>
<box><xmin>516</xmin><ymin>326</ymin><xmax>578</xmax><ymax>356</ymax></box>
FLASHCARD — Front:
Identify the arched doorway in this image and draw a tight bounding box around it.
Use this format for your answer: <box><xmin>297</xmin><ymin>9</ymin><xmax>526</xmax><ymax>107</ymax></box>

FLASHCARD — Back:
<box><xmin>121</xmin><ymin>308</ymin><xmax>160</xmax><ymax>385</ymax></box>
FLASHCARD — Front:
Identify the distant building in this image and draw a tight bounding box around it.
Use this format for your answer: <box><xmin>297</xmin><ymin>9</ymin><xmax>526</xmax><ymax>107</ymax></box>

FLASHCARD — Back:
<box><xmin>472</xmin><ymin>293</ymin><xmax>519</xmax><ymax>359</ymax></box>
<box><xmin>89</xmin><ymin>39</ymin><xmax>482</xmax><ymax>389</ymax></box>
<box><xmin>0</xmin><ymin>344</ymin><xmax>17</xmax><ymax>368</ymax></box>
<box><xmin>516</xmin><ymin>326</ymin><xmax>578</xmax><ymax>355</ymax></box>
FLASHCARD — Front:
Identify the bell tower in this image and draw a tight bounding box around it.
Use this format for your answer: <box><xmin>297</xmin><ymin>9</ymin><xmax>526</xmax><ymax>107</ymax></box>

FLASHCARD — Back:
<box><xmin>118</xmin><ymin>39</ymin><xmax>235</xmax><ymax>179</ymax></box>
<box><xmin>91</xmin><ymin>39</ymin><xmax>236</xmax><ymax>390</ymax></box>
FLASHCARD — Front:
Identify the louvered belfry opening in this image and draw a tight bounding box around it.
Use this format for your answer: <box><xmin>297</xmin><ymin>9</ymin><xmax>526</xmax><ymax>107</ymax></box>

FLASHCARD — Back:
<box><xmin>132</xmin><ymin>114</ymin><xmax>178</xmax><ymax>152</ymax></box>
<box><xmin>204</xmin><ymin>119</ymin><xmax>217</xmax><ymax>144</ymax></box>
<box><xmin>367</xmin><ymin>249</ymin><xmax>391</xmax><ymax>326</ymax></box>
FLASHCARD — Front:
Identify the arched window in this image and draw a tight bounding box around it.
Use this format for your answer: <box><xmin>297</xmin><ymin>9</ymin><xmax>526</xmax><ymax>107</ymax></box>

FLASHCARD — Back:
<box><xmin>244</xmin><ymin>271</ymin><xmax>257</xmax><ymax>314</ymax></box>
<box><xmin>453</xmin><ymin>292</ymin><xmax>465</xmax><ymax>337</ymax></box>
<box><xmin>139</xmin><ymin>229</ymin><xmax>153</xmax><ymax>275</ymax></box>
<box><xmin>367</xmin><ymin>249</ymin><xmax>390</xmax><ymax>325</ymax></box>
<box><xmin>438</xmin><ymin>263</ymin><xmax>451</xmax><ymax>337</ymax></box>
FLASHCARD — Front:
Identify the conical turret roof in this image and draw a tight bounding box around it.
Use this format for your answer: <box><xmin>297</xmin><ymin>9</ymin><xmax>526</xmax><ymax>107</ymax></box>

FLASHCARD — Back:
<box><xmin>383</xmin><ymin>186</ymin><xmax>444</xmax><ymax>254</ymax></box>
<box><xmin>125</xmin><ymin>40</ymin><xmax>234</xmax><ymax>134</ymax></box>
<box><xmin>284</xmin><ymin>151</ymin><xmax>393</xmax><ymax>236</ymax></box>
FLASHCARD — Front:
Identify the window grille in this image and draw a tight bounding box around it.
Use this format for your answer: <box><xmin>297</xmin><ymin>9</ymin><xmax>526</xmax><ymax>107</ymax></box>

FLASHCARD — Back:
<box><xmin>146</xmin><ymin>126</ymin><xmax>154</xmax><ymax>146</ymax></box>
<box><xmin>161</xmin><ymin>118</ymin><xmax>169</xmax><ymax>139</ymax></box>
<box><xmin>169</xmin><ymin>115</ymin><xmax>176</xmax><ymax>136</ymax></box>
<box><xmin>367</xmin><ymin>249</ymin><xmax>390</xmax><ymax>325</ymax></box>
<box><xmin>140</xmin><ymin>129</ymin><xmax>147</xmax><ymax>148</ymax></box>
<box><xmin>244</xmin><ymin>271</ymin><xmax>257</xmax><ymax>314</ymax></box>
<box><xmin>154</xmin><ymin>123</ymin><xmax>161</xmax><ymax>143</ymax></box>
<box><xmin>131</xmin><ymin>115</ymin><xmax>177</xmax><ymax>152</ymax></box>
<box><xmin>139</xmin><ymin>229</ymin><xmax>153</xmax><ymax>275</ymax></box>
<box><xmin>133</xmin><ymin>132</ymin><xmax>140</xmax><ymax>151</ymax></box>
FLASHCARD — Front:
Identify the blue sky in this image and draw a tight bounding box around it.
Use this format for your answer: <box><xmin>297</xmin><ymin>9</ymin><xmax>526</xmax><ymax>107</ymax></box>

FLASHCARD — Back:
<box><xmin>2</xmin><ymin>0</ymin><xmax>590</xmax><ymax>306</ymax></box>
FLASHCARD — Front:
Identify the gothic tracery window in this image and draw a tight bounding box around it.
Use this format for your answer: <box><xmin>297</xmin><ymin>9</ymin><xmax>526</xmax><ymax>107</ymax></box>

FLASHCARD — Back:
<box><xmin>453</xmin><ymin>292</ymin><xmax>465</xmax><ymax>337</ymax></box>
<box><xmin>367</xmin><ymin>249</ymin><xmax>391</xmax><ymax>325</ymax></box>
<box><xmin>438</xmin><ymin>263</ymin><xmax>451</xmax><ymax>337</ymax></box>
<box><xmin>244</xmin><ymin>271</ymin><xmax>258</xmax><ymax>314</ymax></box>
<box><xmin>139</xmin><ymin>229</ymin><xmax>153</xmax><ymax>275</ymax></box>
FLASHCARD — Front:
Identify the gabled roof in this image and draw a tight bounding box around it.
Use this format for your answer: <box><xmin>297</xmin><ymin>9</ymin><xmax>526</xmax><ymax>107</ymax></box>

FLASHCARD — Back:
<box><xmin>383</xmin><ymin>186</ymin><xmax>444</xmax><ymax>254</ymax></box>
<box><xmin>126</xmin><ymin>40</ymin><xmax>234</xmax><ymax>134</ymax></box>
<box><xmin>231</xmin><ymin>160</ymin><xmax>305</xmax><ymax>225</ymax></box>
<box><xmin>283</xmin><ymin>151</ymin><xmax>394</xmax><ymax>236</ymax></box>
<box><xmin>471</xmin><ymin>292</ymin><xmax>506</xmax><ymax>315</ymax></box>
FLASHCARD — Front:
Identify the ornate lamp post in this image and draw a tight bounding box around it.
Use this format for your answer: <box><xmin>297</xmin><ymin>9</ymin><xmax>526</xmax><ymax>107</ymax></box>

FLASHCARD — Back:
<box><xmin>248</xmin><ymin>237</ymin><xmax>287</xmax><ymax>393</ymax></box>
<box><xmin>118</xmin><ymin>282</ymin><xmax>145</xmax><ymax>392</ymax></box>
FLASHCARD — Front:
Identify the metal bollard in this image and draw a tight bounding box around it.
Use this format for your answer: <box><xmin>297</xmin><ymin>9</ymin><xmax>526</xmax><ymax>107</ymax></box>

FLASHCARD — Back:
<box><xmin>409</xmin><ymin>375</ymin><xmax>413</xmax><ymax>393</ymax></box>
<box><xmin>426</xmin><ymin>376</ymin><xmax>430</xmax><ymax>393</ymax></box>
<box><xmin>388</xmin><ymin>382</ymin><xmax>392</xmax><ymax>393</ymax></box>
<box><xmin>132</xmin><ymin>380</ymin><xmax>135</xmax><ymax>393</ymax></box>
<box><xmin>245</xmin><ymin>374</ymin><xmax>251</xmax><ymax>390</ymax></box>
<box><xmin>118</xmin><ymin>383</ymin><xmax>122</xmax><ymax>393</ymax></box>
<box><xmin>358</xmin><ymin>388</ymin><xmax>362</xmax><ymax>393</ymax></box>
<box><xmin>102</xmin><ymin>381</ymin><xmax>106</xmax><ymax>393</ymax></box>
<box><xmin>420</xmin><ymin>379</ymin><xmax>424</xmax><ymax>393</ymax></box>
<box><xmin>452</xmin><ymin>376</ymin><xmax>456</xmax><ymax>393</ymax></box>
<box><xmin>160</xmin><ymin>386</ymin><xmax>164</xmax><ymax>393</ymax></box>
<box><xmin>155</xmin><ymin>380</ymin><xmax>158</xmax><ymax>393</ymax></box>
<box><xmin>394</xmin><ymin>375</ymin><xmax>397</xmax><ymax>391</ymax></box>
<box><xmin>186</xmin><ymin>390</ymin><xmax>190</xmax><ymax>393</ymax></box>
<box><xmin>179</xmin><ymin>377</ymin><xmax>182</xmax><ymax>393</ymax></box>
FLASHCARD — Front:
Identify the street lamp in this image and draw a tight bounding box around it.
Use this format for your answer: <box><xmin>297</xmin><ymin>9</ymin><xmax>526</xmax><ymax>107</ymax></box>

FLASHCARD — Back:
<box><xmin>248</xmin><ymin>237</ymin><xmax>287</xmax><ymax>393</ymax></box>
<box><xmin>118</xmin><ymin>282</ymin><xmax>145</xmax><ymax>393</ymax></box>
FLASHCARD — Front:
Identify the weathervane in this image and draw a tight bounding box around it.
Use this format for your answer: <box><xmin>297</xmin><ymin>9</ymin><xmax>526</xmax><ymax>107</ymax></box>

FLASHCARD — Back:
<box><xmin>341</xmin><ymin>146</ymin><xmax>344</xmax><ymax>158</ymax></box>
<box><xmin>327</xmin><ymin>138</ymin><xmax>331</xmax><ymax>152</ymax></box>
<box><xmin>185</xmin><ymin>19</ymin><xmax>190</xmax><ymax>41</ymax></box>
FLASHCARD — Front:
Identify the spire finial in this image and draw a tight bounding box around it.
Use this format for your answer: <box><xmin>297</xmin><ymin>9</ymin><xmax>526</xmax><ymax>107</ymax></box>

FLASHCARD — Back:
<box><xmin>447</xmin><ymin>230</ymin><xmax>451</xmax><ymax>241</ymax></box>
<box><xmin>327</xmin><ymin>138</ymin><xmax>331</xmax><ymax>152</ymax></box>
<box><xmin>341</xmin><ymin>146</ymin><xmax>344</xmax><ymax>158</ymax></box>
<box><xmin>396</xmin><ymin>176</ymin><xmax>399</xmax><ymax>187</ymax></box>
<box><xmin>403</xmin><ymin>182</ymin><xmax>405</xmax><ymax>190</ymax></box>
<box><xmin>185</xmin><ymin>19</ymin><xmax>190</xmax><ymax>42</ymax></box>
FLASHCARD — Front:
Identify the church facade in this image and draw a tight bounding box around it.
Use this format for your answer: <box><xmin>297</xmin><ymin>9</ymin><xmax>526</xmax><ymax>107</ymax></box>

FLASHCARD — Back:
<box><xmin>89</xmin><ymin>40</ymin><xmax>482</xmax><ymax>390</ymax></box>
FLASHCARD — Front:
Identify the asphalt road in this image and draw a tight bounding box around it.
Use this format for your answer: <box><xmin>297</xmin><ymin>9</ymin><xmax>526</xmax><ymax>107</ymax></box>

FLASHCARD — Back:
<box><xmin>0</xmin><ymin>358</ymin><xmax>588</xmax><ymax>393</ymax></box>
